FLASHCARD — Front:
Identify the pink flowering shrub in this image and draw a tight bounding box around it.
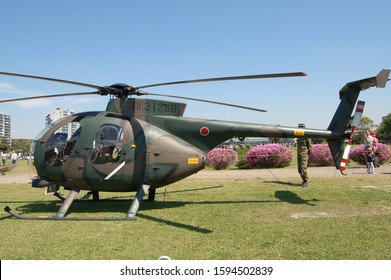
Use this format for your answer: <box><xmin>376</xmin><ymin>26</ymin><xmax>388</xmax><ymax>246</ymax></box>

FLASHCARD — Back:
<box><xmin>349</xmin><ymin>143</ymin><xmax>391</xmax><ymax>165</ymax></box>
<box><xmin>205</xmin><ymin>148</ymin><xmax>238</xmax><ymax>170</ymax></box>
<box><xmin>246</xmin><ymin>144</ymin><xmax>293</xmax><ymax>169</ymax></box>
<box><xmin>308</xmin><ymin>144</ymin><xmax>334</xmax><ymax>166</ymax></box>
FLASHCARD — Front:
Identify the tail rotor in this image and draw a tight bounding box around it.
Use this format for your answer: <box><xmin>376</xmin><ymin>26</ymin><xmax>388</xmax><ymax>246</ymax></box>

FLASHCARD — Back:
<box><xmin>339</xmin><ymin>100</ymin><xmax>365</xmax><ymax>174</ymax></box>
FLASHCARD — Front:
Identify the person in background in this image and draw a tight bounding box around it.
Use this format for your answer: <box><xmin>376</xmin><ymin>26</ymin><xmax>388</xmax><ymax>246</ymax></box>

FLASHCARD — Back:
<box><xmin>370</xmin><ymin>131</ymin><xmax>380</xmax><ymax>167</ymax></box>
<box><xmin>1</xmin><ymin>151</ymin><xmax>6</xmax><ymax>166</ymax></box>
<box><xmin>365</xmin><ymin>148</ymin><xmax>375</xmax><ymax>174</ymax></box>
<box><xmin>363</xmin><ymin>130</ymin><xmax>374</xmax><ymax>151</ymax></box>
<box><xmin>297</xmin><ymin>123</ymin><xmax>312</xmax><ymax>187</ymax></box>
<box><xmin>11</xmin><ymin>151</ymin><xmax>18</xmax><ymax>169</ymax></box>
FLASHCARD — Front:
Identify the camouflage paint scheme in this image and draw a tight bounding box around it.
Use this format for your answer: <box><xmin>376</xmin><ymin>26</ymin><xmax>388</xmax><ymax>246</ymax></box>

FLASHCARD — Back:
<box><xmin>32</xmin><ymin>98</ymin><xmax>341</xmax><ymax>194</ymax></box>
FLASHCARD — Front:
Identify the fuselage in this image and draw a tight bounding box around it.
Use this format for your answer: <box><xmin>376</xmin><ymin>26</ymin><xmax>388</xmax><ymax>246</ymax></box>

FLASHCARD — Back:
<box><xmin>32</xmin><ymin>98</ymin><xmax>342</xmax><ymax>193</ymax></box>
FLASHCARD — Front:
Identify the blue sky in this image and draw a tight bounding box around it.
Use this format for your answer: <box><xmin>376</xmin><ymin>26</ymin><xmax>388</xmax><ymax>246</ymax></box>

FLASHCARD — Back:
<box><xmin>0</xmin><ymin>0</ymin><xmax>390</xmax><ymax>139</ymax></box>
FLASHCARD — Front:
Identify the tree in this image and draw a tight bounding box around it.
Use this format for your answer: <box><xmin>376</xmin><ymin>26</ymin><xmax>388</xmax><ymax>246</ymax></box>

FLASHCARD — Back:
<box><xmin>0</xmin><ymin>141</ymin><xmax>10</xmax><ymax>151</ymax></box>
<box><xmin>377</xmin><ymin>113</ymin><xmax>391</xmax><ymax>140</ymax></box>
<box><xmin>353</xmin><ymin>116</ymin><xmax>375</xmax><ymax>144</ymax></box>
<box><xmin>11</xmin><ymin>139</ymin><xmax>33</xmax><ymax>155</ymax></box>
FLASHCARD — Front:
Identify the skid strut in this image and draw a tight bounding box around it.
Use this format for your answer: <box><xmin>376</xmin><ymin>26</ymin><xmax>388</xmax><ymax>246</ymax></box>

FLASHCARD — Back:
<box><xmin>56</xmin><ymin>189</ymin><xmax>80</xmax><ymax>218</ymax></box>
<box><xmin>127</xmin><ymin>185</ymin><xmax>150</xmax><ymax>219</ymax></box>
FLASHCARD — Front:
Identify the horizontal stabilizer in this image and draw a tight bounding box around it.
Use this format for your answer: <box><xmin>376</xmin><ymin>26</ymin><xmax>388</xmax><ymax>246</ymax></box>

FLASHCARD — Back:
<box><xmin>339</xmin><ymin>69</ymin><xmax>390</xmax><ymax>99</ymax></box>
<box><xmin>376</xmin><ymin>69</ymin><xmax>391</xmax><ymax>88</ymax></box>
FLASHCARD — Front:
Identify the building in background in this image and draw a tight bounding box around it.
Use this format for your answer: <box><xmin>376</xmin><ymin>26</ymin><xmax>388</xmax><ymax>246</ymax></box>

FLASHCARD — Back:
<box><xmin>45</xmin><ymin>108</ymin><xmax>79</xmax><ymax>139</ymax></box>
<box><xmin>0</xmin><ymin>111</ymin><xmax>12</xmax><ymax>146</ymax></box>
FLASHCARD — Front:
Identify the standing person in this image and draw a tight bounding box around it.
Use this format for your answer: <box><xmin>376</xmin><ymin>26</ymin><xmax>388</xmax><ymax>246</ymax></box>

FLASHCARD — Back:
<box><xmin>1</xmin><ymin>151</ymin><xmax>6</xmax><ymax>166</ymax></box>
<box><xmin>11</xmin><ymin>151</ymin><xmax>18</xmax><ymax>169</ymax></box>
<box><xmin>363</xmin><ymin>130</ymin><xmax>374</xmax><ymax>151</ymax></box>
<box><xmin>0</xmin><ymin>151</ymin><xmax>3</xmax><ymax>175</ymax></box>
<box><xmin>369</xmin><ymin>132</ymin><xmax>378</xmax><ymax>151</ymax></box>
<box><xmin>297</xmin><ymin>123</ymin><xmax>312</xmax><ymax>187</ymax></box>
<box><xmin>365</xmin><ymin>149</ymin><xmax>375</xmax><ymax>174</ymax></box>
<box><xmin>370</xmin><ymin>131</ymin><xmax>380</xmax><ymax>167</ymax></box>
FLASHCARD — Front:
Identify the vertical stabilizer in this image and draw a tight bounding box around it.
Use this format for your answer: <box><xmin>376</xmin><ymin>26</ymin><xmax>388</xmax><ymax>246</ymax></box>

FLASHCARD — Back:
<box><xmin>327</xmin><ymin>69</ymin><xmax>390</xmax><ymax>170</ymax></box>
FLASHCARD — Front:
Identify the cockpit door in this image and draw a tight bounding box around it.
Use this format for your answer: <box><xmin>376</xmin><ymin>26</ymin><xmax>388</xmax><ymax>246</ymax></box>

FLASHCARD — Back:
<box><xmin>85</xmin><ymin>115</ymin><xmax>137</xmax><ymax>192</ymax></box>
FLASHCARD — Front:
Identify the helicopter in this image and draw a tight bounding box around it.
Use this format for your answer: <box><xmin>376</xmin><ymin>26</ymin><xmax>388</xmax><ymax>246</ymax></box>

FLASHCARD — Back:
<box><xmin>0</xmin><ymin>69</ymin><xmax>389</xmax><ymax>220</ymax></box>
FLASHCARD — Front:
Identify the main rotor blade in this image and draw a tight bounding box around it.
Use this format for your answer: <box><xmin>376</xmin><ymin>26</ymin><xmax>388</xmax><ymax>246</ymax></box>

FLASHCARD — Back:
<box><xmin>136</xmin><ymin>72</ymin><xmax>307</xmax><ymax>90</ymax></box>
<box><xmin>146</xmin><ymin>92</ymin><xmax>267</xmax><ymax>112</ymax></box>
<box><xmin>0</xmin><ymin>91</ymin><xmax>99</xmax><ymax>103</ymax></box>
<box><xmin>0</xmin><ymin>71</ymin><xmax>102</xmax><ymax>90</ymax></box>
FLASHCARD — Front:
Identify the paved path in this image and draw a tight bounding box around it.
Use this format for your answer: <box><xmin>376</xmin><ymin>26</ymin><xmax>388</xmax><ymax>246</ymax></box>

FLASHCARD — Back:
<box><xmin>190</xmin><ymin>164</ymin><xmax>391</xmax><ymax>180</ymax></box>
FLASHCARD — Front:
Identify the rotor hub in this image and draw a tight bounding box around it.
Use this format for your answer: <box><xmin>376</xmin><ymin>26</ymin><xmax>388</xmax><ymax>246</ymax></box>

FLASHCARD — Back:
<box><xmin>108</xmin><ymin>83</ymin><xmax>136</xmax><ymax>98</ymax></box>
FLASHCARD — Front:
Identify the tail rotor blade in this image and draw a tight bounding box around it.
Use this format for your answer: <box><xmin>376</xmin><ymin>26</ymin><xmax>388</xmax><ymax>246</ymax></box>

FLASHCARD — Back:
<box><xmin>339</xmin><ymin>100</ymin><xmax>365</xmax><ymax>173</ymax></box>
<box><xmin>351</xmin><ymin>101</ymin><xmax>365</xmax><ymax>127</ymax></box>
<box><xmin>339</xmin><ymin>144</ymin><xmax>352</xmax><ymax>173</ymax></box>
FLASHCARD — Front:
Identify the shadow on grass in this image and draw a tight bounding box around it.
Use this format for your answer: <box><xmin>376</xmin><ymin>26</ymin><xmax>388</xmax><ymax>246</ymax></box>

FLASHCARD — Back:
<box><xmin>138</xmin><ymin>213</ymin><xmax>213</xmax><ymax>234</ymax></box>
<box><xmin>162</xmin><ymin>185</ymin><xmax>225</xmax><ymax>194</ymax></box>
<box><xmin>274</xmin><ymin>190</ymin><xmax>318</xmax><ymax>206</ymax></box>
<box><xmin>6</xmin><ymin>199</ymin><xmax>185</xmax><ymax>215</ymax></box>
<box><xmin>2</xmin><ymin>185</ymin><xmax>316</xmax><ymax>233</ymax></box>
<box><xmin>265</xmin><ymin>180</ymin><xmax>300</xmax><ymax>187</ymax></box>
<box><xmin>2</xmin><ymin>199</ymin><xmax>213</xmax><ymax>234</ymax></box>
<box><xmin>5</xmin><ymin>195</ymin><xmax>283</xmax><ymax>216</ymax></box>
<box><xmin>2</xmin><ymin>186</ymin><xmax>283</xmax><ymax>234</ymax></box>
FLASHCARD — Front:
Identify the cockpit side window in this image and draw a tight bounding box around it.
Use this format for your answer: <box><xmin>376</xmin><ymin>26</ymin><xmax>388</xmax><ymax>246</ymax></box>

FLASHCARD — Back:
<box><xmin>44</xmin><ymin>132</ymin><xmax>67</xmax><ymax>166</ymax></box>
<box><xmin>91</xmin><ymin>125</ymin><xmax>123</xmax><ymax>164</ymax></box>
<box><xmin>100</xmin><ymin>127</ymin><xmax>118</xmax><ymax>141</ymax></box>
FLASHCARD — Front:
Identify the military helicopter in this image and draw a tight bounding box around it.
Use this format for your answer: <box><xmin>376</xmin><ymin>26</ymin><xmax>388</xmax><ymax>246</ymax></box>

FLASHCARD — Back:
<box><xmin>0</xmin><ymin>69</ymin><xmax>389</xmax><ymax>220</ymax></box>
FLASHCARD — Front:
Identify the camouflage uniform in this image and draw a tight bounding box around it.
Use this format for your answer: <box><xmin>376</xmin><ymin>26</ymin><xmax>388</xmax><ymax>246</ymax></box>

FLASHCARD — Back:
<box><xmin>297</xmin><ymin>124</ymin><xmax>311</xmax><ymax>187</ymax></box>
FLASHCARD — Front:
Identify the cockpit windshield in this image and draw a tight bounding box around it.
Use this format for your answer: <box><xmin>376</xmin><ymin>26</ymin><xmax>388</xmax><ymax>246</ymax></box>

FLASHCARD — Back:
<box><xmin>30</xmin><ymin>112</ymin><xmax>99</xmax><ymax>156</ymax></box>
<box><xmin>30</xmin><ymin>118</ymin><xmax>66</xmax><ymax>155</ymax></box>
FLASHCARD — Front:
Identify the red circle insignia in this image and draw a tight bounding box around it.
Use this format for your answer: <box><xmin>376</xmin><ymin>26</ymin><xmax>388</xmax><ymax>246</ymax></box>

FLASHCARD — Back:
<box><xmin>200</xmin><ymin>127</ymin><xmax>210</xmax><ymax>136</ymax></box>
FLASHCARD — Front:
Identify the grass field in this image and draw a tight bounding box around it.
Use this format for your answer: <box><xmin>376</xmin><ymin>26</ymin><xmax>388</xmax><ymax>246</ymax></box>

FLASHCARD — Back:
<box><xmin>1</xmin><ymin>160</ymin><xmax>391</xmax><ymax>260</ymax></box>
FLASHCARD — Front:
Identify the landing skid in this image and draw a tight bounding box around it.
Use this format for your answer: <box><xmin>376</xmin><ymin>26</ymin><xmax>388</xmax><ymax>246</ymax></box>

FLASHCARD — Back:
<box><xmin>4</xmin><ymin>206</ymin><xmax>136</xmax><ymax>221</ymax></box>
<box><xmin>4</xmin><ymin>185</ymin><xmax>151</xmax><ymax>221</ymax></box>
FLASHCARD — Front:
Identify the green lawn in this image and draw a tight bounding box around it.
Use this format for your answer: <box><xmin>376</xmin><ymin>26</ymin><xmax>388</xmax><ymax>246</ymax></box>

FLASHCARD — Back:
<box><xmin>1</xmin><ymin>161</ymin><xmax>390</xmax><ymax>260</ymax></box>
